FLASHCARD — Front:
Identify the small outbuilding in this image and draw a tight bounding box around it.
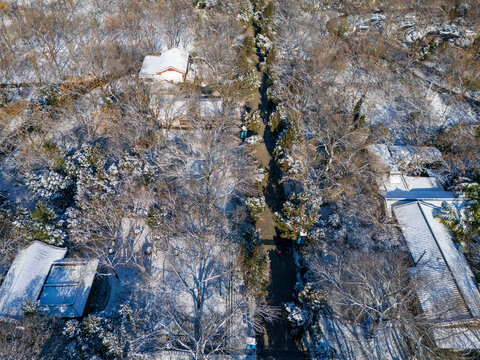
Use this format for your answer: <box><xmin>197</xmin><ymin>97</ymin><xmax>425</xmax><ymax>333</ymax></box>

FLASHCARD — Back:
<box><xmin>38</xmin><ymin>258</ymin><xmax>99</xmax><ymax>318</ymax></box>
<box><xmin>150</xmin><ymin>94</ymin><xmax>223</xmax><ymax>127</ymax></box>
<box><xmin>139</xmin><ymin>48</ymin><xmax>191</xmax><ymax>83</ymax></box>
<box><xmin>0</xmin><ymin>241</ymin><xmax>98</xmax><ymax>320</ymax></box>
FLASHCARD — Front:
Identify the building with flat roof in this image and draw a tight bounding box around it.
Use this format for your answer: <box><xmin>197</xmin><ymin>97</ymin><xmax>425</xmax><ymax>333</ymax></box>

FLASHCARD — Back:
<box><xmin>38</xmin><ymin>258</ymin><xmax>99</xmax><ymax>318</ymax></box>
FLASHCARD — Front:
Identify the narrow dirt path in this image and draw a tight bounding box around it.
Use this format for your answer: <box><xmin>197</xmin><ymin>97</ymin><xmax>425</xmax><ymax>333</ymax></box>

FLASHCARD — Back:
<box><xmin>248</xmin><ymin>29</ymin><xmax>308</xmax><ymax>360</ymax></box>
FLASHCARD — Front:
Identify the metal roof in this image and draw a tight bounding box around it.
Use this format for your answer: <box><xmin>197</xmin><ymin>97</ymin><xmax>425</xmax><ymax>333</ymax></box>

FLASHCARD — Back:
<box><xmin>0</xmin><ymin>241</ymin><xmax>67</xmax><ymax>320</ymax></box>
<box><xmin>0</xmin><ymin>242</ymin><xmax>99</xmax><ymax>320</ymax></box>
<box><xmin>38</xmin><ymin>258</ymin><xmax>99</xmax><ymax>318</ymax></box>
<box><xmin>394</xmin><ymin>201</ymin><xmax>480</xmax><ymax>349</ymax></box>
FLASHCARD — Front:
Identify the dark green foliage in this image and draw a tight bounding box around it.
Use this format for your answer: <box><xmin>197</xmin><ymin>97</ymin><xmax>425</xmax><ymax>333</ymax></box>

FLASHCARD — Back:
<box><xmin>240</xmin><ymin>228</ymin><xmax>269</xmax><ymax>299</ymax></box>
<box><xmin>326</xmin><ymin>16</ymin><xmax>349</xmax><ymax>37</ymax></box>
<box><xmin>278</xmin><ymin>120</ymin><xmax>300</xmax><ymax>151</ymax></box>
<box><xmin>0</xmin><ymin>89</ymin><xmax>7</xmax><ymax>107</ymax></box>
<box><xmin>268</xmin><ymin>110</ymin><xmax>282</xmax><ymax>133</ymax></box>
<box><xmin>244</xmin><ymin>109</ymin><xmax>261</xmax><ymax>134</ymax></box>
<box><xmin>265</xmin><ymin>46</ymin><xmax>276</xmax><ymax>67</ymax></box>
<box><xmin>43</xmin><ymin>141</ymin><xmax>66</xmax><ymax>172</ymax></box>
<box><xmin>238</xmin><ymin>52</ymin><xmax>251</xmax><ymax>74</ymax></box>
<box><xmin>30</xmin><ymin>201</ymin><xmax>55</xmax><ymax>225</ymax></box>
<box><xmin>437</xmin><ymin>183</ymin><xmax>480</xmax><ymax>243</ymax></box>
<box><xmin>41</xmin><ymin>86</ymin><xmax>60</xmax><ymax>107</ymax></box>
<box><xmin>243</xmin><ymin>35</ymin><xmax>255</xmax><ymax>58</ymax></box>
<box><xmin>262</xmin><ymin>1</ymin><xmax>274</xmax><ymax>19</ymax></box>
<box><xmin>276</xmin><ymin>193</ymin><xmax>321</xmax><ymax>241</ymax></box>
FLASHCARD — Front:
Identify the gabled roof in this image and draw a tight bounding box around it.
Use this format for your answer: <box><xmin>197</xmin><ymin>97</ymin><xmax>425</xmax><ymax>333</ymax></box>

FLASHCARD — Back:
<box><xmin>0</xmin><ymin>241</ymin><xmax>67</xmax><ymax>320</ymax></box>
<box><xmin>38</xmin><ymin>258</ymin><xmax>99</xmax><ymax>318</ymax></box>
<box><xmin>139</xmin><ymin>48</ymin><xmax>190</xmax><ymax>78</ymax></box>
<box><xmin>393</xmin><ymin>201</ymin><xmax>480</xmax><ymax>349</ymax></box>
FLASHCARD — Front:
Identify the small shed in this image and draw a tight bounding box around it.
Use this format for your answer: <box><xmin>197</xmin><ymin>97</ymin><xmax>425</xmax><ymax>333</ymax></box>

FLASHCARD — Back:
<box><xmin>139</xmin><ymin>48</ymin><xmax>191</xmax><ymax>83</ymax></box>
<box><xmin>38</xmin><ymin>258</ymin><xmax>99</xmax><ymax>318</ymax></box>
<box><xmin>150</xmin><ymin>95</ymin><xmax>223</xmax><ymax>128</ymax></box>
<box><xmin>0</xmin><ymin>241</ymin><xmax>67</xmax><ymax>320</ymax></box>
<box><xmin>0</xmin><ymin>241</ymin><xmax>99</xmax><ymax>320</ymax></box>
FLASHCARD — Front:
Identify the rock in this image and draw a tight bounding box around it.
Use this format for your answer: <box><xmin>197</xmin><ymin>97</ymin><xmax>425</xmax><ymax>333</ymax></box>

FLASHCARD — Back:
<box><xmin>328</xmin><ymin>213</ymin><xmax>341</xmax><ymax>229</ymax></box>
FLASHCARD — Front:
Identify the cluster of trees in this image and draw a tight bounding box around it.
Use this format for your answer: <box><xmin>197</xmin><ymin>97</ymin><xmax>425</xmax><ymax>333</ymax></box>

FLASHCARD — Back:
<box><xmin>260</xmin><ymin>0</ymin><xmax>480</xmax><ymax>358</ymax></box>
<box><xmin>0</xmin><ymin>1</ymin><xmax>272</xmax><ymax>359</ymax></box>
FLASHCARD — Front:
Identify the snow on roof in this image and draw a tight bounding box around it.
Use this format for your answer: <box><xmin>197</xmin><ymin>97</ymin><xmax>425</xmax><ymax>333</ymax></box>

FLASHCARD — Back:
<box><xmin>393</xmin><ymin>201</ymin><xmax>480</xmax><ymax>349</ymax></box>
<box><xmin>139</xmin><ymin>48</ymin><xmax>190</xmax><ymax>78</ymax></box>
<box><xmin>368</xmin><ymin>144</ymin><xmax>443</xmax><ymax>174</ymax></box>
<box><xmin>38</xmin><ymin>258</ymin><xmax>99</xmax><ymax>318</ymax></box>
<box><xmin>317</xmin><ymin>315</ymin><xmax>409</xmax><ymax>360</ymax></box>
<box><xmin>0</xmin><ymin>241</ymin><xmax>67</xmax><ymax>320</ymax></box>
<box><xmin>368</xmin><ymin>144</ymin><xmax>399</xmax><ymax>173</ymax></box>
<box><xmin>384</xmin><ymin>175</ymin><xmax>456</xmax><ymax>201</ymax></box>
<box><xmin>150</xmin><ymin>95</ymin><xmax>223</xmax><ymax>119</ymax></box>
<box><xmin>431</xmin><ymin>322</ymin><xmax>480</xmax><ymax>350</ymax></box>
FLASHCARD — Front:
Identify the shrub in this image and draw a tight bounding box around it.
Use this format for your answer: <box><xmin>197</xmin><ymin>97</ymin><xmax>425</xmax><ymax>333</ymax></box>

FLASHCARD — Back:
<box><xmin>255</xmin><ymin>167</ymin><xmax>267</xmax><ymax>186</ymax></box>
<box><xmin>277</xmin><ymin>120</ymin><xmax>300</xmax><ymax>151</ymax></box>
<box><xmin>244</xmin><ymin>109</ymin><xmax>261</xmax><ymax>134</ymax></box>
<box><xmin>13</xmin><ymin>203</ymin><xmax>66</xmax><ymax>246</ymax></box>
<box><xmin>437</xmin><ymin>182</ymin><xmax>480</xmax><ymax>243</ymax></box>
<box><xmin>246</xmin><ymin>196</ymin><xmax>266</xmax><ymax>219</ymax></box>
<box><xmin>238</xmin><ymin>52</ymin><xmax>252</xmax><ymax>74</ymax></box>
<box><xmin>268</xmin><ymin>104</ymin><xmax>287</xmax><ymax>133</ymax></box>
<box><xmin>276</xmin><ymin>193</ymin><xmax>322</xmax><ymax>241</ymax></box>
<box><xmin>243</xmin><ymin>35</ymin><xmax>256</xmax><ymax>58</ymax></box>
<box><xmin>241</xmin><ymin>70</ymin><xmax>261</xmax><ymax>94</ymax></box>
<box><xmin>256</xmin><ymin>33</ymin><xmax>272</xmax><ymax>57</ymax></box>
<box><xmin>326</xmin><ymin>16</ymin><xmax>350</xmax><ymax>37</ymax></box>
<box><xmin>30</xmin><ymin>202</ymin><xmax>56</xmax><ymax>224</ymax></box>
<box><xmin>240</xmin><ymin>227</ymin><xmax>268</xmax><ymax>299</ymax></box>
<box><xmin>245</xmin><ymin>135</ymin><xmax>262</xmax><ymax>146</ymax></box>
<box><xmin>237</xmin><ymin>1</ymin><xmax>254</xmax><ymax>27</ymax></box>
<box><xmin>62</xmin><ymin>311</ymin><xmax>130</xmax><ymax>360</ymax></box>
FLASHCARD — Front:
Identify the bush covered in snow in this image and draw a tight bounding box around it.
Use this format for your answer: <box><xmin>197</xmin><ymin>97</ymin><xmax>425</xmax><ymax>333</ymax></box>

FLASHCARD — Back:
<box><xmin>244</xmin><ymin>109</ymin><xmax>262</xmax><ymax>134</ymax></box>
<box><xmin>255</xmin><ymin>167</ymin><xmax>267</xmax><ymax>186</ymax></box>
<box><xmin>241</xmin><ymin>70</ymin><xmax>261</xmax><ymax>94</ymax></box>
<box><xmin>245</xmin><ymin>135</ymin><xmax>262</xmax><ymax>146</ymax></box>
<box><xmin>256</xmin><ymin>33</ymin><xmax>272</xmax><ymax>57</ymax></box>
<box><xmin>285</xmin><ymin>302</ymin><xmax>311</xmax><ymax>334</ymax></box>
<box><xmin>436</xmin><ymin>182</ymin><xmax>480</xmax><ymax>243</ymax></box>
<box><xmin>268</xmin><ymin>104</ymin><xmax>287</xmax><ymax>132</ymax></box>
<box><xmin>297</xmin><ymin>283</ymin><xmax>328</xmax><ymax>312</ymax></box>
<box><xmin>25</xmin><ymin>170</ymin><xmax>72</xmax><ymax>201</ymax></box>
<box><xmin>246</xmin><ymin>196</ymin><xmax>266</xmax><ymax>219</ymax></box>
<box><xmin>13</xmin><ymin>202</ymin><xmax>67</xmax><ymax>246</ymax></box>
<box><xmin>237</xmin><ymin>1</ymin><xmax>254</xmax><ymax>27</ymax></box>
<box><xmin>240</xmin><ymin>227</ymin><xmax>268</xmax><ymax>299</ymax></box>
<box><xmin>62</xmin><ymin>307</ymin><xmax>134</xmax><ymax>360</ymax></box>
<box><xmin>276</xmin><ymin>192</ymin><xmax>321</xmax><ymax>241</ymax></box>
